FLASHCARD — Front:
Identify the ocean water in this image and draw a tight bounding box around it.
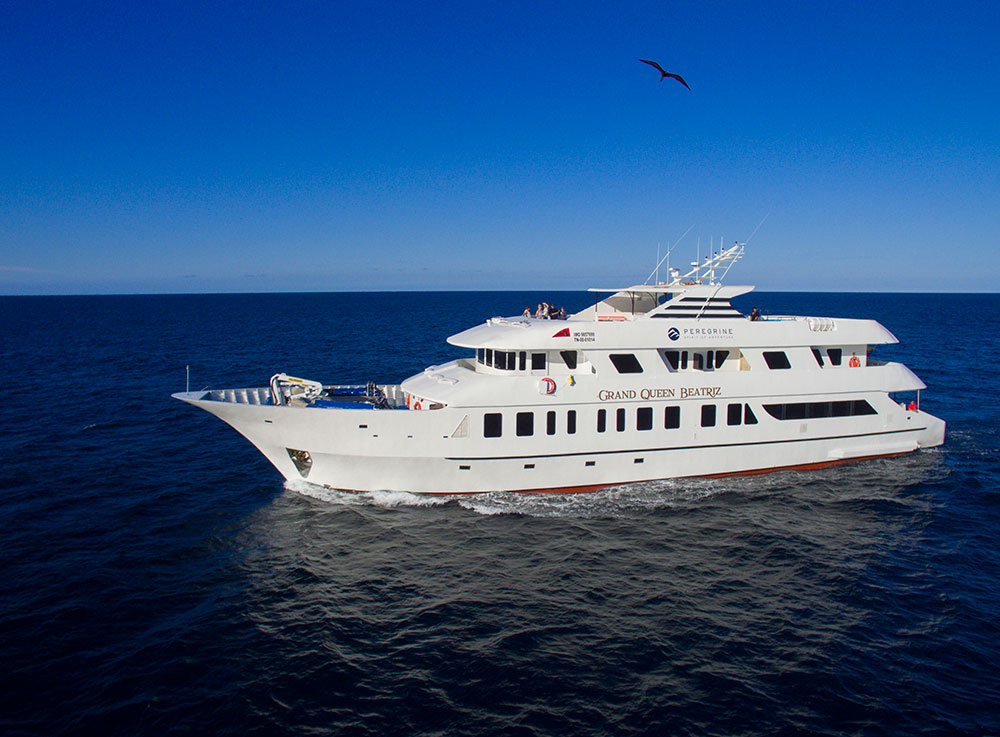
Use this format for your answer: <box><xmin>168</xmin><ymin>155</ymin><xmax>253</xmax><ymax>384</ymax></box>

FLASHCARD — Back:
<box><xmin>1</xmin><ymin>291</ymin><xmax>999</xmax><ymax>736</ymax></box>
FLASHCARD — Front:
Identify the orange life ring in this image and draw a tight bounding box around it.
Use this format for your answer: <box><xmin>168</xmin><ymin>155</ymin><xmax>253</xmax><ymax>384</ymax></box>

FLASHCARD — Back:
<box><xmin>848</xmin><ymin>356</ymin><xmax>861</xmax><ymax>368</ymax></box>
<box><xmin>413</xmin><ymin>400</ymin><xmax>422</xmax><ymax>410</ymax></box>
<box><xmin>538</xmin><ymin>377</ymin><xmax>556</xmax><ymax>395</ymax></box>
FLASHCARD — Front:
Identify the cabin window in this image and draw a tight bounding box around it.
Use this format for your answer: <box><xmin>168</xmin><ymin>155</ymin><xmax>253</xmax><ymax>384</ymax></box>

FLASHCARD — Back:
<box><xmin>763</xmin><ymin>351</ymin><xmax>791</xmax><ymax>370</ymax></box>
<box><xmin>681</xmin><ymin>351</ymin><xmax>689</xmax><ymax>370</ymax></box>
<box><xmin>693</xmin><ymin>352</ymin><xmax>704</xmax><ymax>371</ymax></box>
<box><xmin>701</xmin><ymin>404</ymin><xmax>716</xmax><ymax>427</ymax></box>
<box><xmin>663</xmin><ymin>350</ymin><xmax>679</xmax><ymax>370</ymax></box>
<box><xmin>745</xmin><ymin>405</ymin><xmax>758</xmax><ymax>425</ymax></box>
<box><xmin>567</xmin><ymin>410</ymin><xmax>577</xmax><ymax>434</ymax></box>
<box><xmin>531</xmin><ymin>353</ymin><xmax>546</xmax><ymax>370</ymax></box>
<box><xmin>664</xmin><ymin>406</ymin><xmax>680</xmax><ymax>429</ymax></box>
<box><xmin>485</xmin><ymin>349</ymin><xmax>494</xmax><ymax>367</ymax></box>
<box><xmin>706</xmin><ymin>350</ymin><xmax>714</xmax><ymax>370</ymax></box>
<box><xmin>812</xmin><ymin>348</ymin><xmax>825</xmax><ymax>367</ymax></box>
<box><xmin>763</xmin><ymin>399</ymin><xmax>877</xmax><ymax>420</ymax></box>
<box><xmin>637</xmin><ymin>407</ymin><xmax>653</xmax><ymax>431</ymax></box>
<box><xmin>610</xmin><ymin>354</ymin><xmax>643</xmax><ymax>374</ymax></box>
<box><xmin>516</xmin><ymin>412</ymin><xmax>534</xmax><ymax>437</ymax></box>
<box><xmin>727</xmin><ymin>403</ymin><xmax>743</xmax><ymax>426</ymax></box>
<box><xmin>484</xmin><ymin>413</ymin><xmax>502</xmax><ymax>437</ymax></box>
<box><xmin>518</xmin><ymin>351</ymin><xmax>526</xmax><ymax>371</ymax></box>
<box><xmin>597</xmin><ymin>409</ymin><xmax>607</xmax><ymax>433</ymax></box>
<box><xmin>715</xmin><ymin>350</ymin><xmax>729</xmax><ymax>368</ymax></box>
<box><xmin>547</xmin><ymin>411</ymin><xmax>556</xmax><ymax>436</ymax></box>
<box><xmin>477</xmin><ymin>348</ymin><xmax>484</xmax><ymax>364</ymax></box>
<box><xmin>616</xmin><ymin>408</ymin><xmax>626</xmax><ymax>432</ymax></box>
<box><xmin>827</xmin><ymin>348</ymin><xmax>842</xmax><ymax>366</ymax></box>
<box><xmin>560</xmin><ymin>351</ymin><xmax>578</xmax><ymax>370</ymax></box>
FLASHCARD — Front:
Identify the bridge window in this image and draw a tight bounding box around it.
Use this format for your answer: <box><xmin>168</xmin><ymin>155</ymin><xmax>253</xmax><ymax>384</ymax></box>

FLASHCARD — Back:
<box><xmin>827</xmin><ymin>348</ymin><xmax>842</xmax><ymax>366</ymax></box>
<box><xmin>812</xmin><ymin>348</ymin><xmax>825</xmax><ymax>367</ymax></box>
<box><xmin>763</xmin><ymin>351</ymin><xmax>791</xmax><ymax>370</ymax></box>
<box><xmin>531</xmin><ymin>353</ymin><xmax>546</xmax><ymax>370</ymax></box>
<box><xmin>560</xmin><ymin>351</ymin><xmax>578</xmax><ymax>370</ymax></box>
<box><xmin>662</xmin><ymin>350</ymin><xmax>679</xmax><ymax>370</ymax></box>
<box><xmin>519</xmin><ymin>351</ymin><xmax>526</xmax><ymax>371</ymax></box>
<box><xmin>610</xmin><ymin>354</ymin><xmax>643</xmax><ymax>373</ymax></box>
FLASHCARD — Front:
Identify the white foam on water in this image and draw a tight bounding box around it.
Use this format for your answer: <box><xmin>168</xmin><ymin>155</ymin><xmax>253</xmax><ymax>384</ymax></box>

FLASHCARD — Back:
<box><xmin>284</xmin><ymin>479</ymin><xmax>451</xmax><ymax>508</ymax></box>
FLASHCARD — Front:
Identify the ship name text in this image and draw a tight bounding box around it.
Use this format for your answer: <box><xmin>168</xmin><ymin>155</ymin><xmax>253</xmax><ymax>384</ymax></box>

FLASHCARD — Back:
<box><xmin>598</xmin><ymin>386</ymin><xmax>722</xmax><ymax>401</ymax></box>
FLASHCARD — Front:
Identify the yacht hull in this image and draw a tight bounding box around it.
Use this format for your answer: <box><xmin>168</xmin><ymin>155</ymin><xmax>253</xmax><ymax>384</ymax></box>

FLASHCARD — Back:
<box><xmin>174</xmin><ymin>390</ymin><xmax>945</xmax><ymax>495</ymax></box>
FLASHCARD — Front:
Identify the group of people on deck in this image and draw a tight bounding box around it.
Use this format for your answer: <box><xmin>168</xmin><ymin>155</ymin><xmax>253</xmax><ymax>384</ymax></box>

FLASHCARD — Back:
<box><xmin>523</xmin><ymin>303</ymin><xmax>567</xmax><ymax>320</ymax></box>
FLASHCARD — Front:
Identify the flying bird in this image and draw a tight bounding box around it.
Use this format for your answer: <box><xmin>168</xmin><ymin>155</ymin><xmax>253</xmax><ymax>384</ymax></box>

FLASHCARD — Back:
<box><xmin>639</xmin><ymin>59</ymin><xmax>690</xmax><ymax>90</ymax></box>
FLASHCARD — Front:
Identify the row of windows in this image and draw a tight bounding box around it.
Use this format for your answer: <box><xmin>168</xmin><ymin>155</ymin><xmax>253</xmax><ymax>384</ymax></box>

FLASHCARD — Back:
<box><xmin>482</xmin><ymin>399</ymin><xmax>877</xmax><ymax>437</ymax></box>
<box><xmin>476</xmin><ymin>349</ymin><xmax>582</xmax><ymax>372</ymax></box>
<box><xmin>479</xmin><ymin>347</ymin><xmax>852</xmax><ymax>375</ymax></box>
<box><xmin>595</xmin><ymin>406</ymin><xmax>682</xmax><ymax>432</ymax></box>
<box><xmin>662</xmin><ymin>350</ymin><xmax>731</xmax><ymax>372</ymax></box>
<box><xmin>485</xmin><ymin>410</ymin><xmax>578</xmax><ymax>438</ymax></box>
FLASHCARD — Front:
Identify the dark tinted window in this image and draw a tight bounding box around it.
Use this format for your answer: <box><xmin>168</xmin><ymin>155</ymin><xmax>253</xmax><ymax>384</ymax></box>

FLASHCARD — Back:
<box><xmin>516</xmin><ymin>412</ymin><xmax>533</xmax><ymax>437</ymax></box>
<box><xmin>681</xmin><ymin>351</ymin><xmax>689</xmax><ymax>370</ymax></box>
<box><xmin>484</xmin><ymin>413</ymin><xmax>502</xmax><ymax>437</ymax></box>
<box><xmin>663</xmin><ymin>350</ymin><xmax>680</xmax><ymax>370</ymax></box>
<box><xmin>701</xmin><ymin>404</ymin><xmax>716</xmax><ymax>427</ymax></box>
<box><xmin>827</xmin><ymin>348</ymin><xmax>842</xmax><ymax>366</ymax></box>
<box><xmin>610</xmin><ymin>354</ymin><xmax>643</xmax><ymax>374</ymax></box>
<box><xmin>546</xmin><ymin>411</ymin><xmax>556</xmax><ymax>435</ymax></box>
<box><xmin>518</xmin><ymin>351</ymin><xmax>526</xmax><ymax>371</ymax></box>
<box><xmin>763</xmin><ymin>351</ymin><xmax>791</xmax><ymax>369</ymax></box>
<box><xmin>486</xmin><ymin>349</ymin><xmax>493</xmax><ymax>367</ymax></box>
<box><xmin>560</xmin><ymin>351</ymin><xmax>578</xmax><ymax>370</ymax></box>
<box><xmin>637</xmin><ymin>407</ymin><xmax>653</xmax><ymax>431</ymax></box>
<box><xmin>597</xmin><ymin>409</ymin><xmax>606</xmax><ymax>433</ymax></box>
<box><xmin>693</xmin><ymin>353</ymin><xmax>704</xmax><ymax>371</ymax></box>
<box><xmin>665</xmin><ymin>406</ymin><xmax>680</xmax><ymax>429</ymax></box>
<box><xmin>727</xmin><ymin>403</ymin><xmax>742</xmax><ymax>426</ymax></box>
<box><xmin>477</xmin><ymin>348</ymin><xmax>484</xmax><ymax>364</ymax></box>
<box><xmin>764</xmin><ymin>399</ymin><xmax>877</xmax><ymax>420</ymax></box>
<box><xmin>744</xmin><ymin>405</ymin><xmax>758</xmax><ymax>425</ymax></box>
<box><xmin>616</xmin><ymin>408</ymin><xmax>626</xmax><ymax>432</ymax></box>
<box><xmin>531</xmin><ymin>353</ymin><xmax>546</xmax><ymax>370</ymax></box>
<box><xmin>567</xmin><ymin>410</ymin><xmax>577</xmax><ymax>434</ymax></box>
<box><xmin>812</xmin><ymin>348</ymin><xmax>825</xmax><ymax>367</ymax></box>
<box><xmin>715</xmin><ymin>350</ymin><xmax>729</xmax><ymax>368</ymax></box>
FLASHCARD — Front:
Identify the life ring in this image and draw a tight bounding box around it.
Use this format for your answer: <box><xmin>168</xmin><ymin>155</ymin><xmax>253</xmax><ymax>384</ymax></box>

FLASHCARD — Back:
<box><xmin>538</xmin><ymin>377</ymin><xmax>556</xmax><ymax>395</ymax></box>
<box><xmin>848</xmin><ymin>356</ymin><xmax>861</xmax><ymax>368</ymax></box>
<box><xmin>413</xmin><ymin>400</ymin><xmax>422</xmax><ymax>410</ymax></box>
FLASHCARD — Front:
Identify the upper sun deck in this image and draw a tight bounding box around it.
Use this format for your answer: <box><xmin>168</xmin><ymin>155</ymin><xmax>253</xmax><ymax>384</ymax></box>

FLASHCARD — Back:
<box><xmin>447</xmin><ymin>244</ymin><xmax>898</xmax><ymax>350</ymax></box>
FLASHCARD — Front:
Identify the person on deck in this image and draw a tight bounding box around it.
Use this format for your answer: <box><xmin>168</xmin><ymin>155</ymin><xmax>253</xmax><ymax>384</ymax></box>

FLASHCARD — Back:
<box><xmin>750</xmin><ymin>306</ymin><xmax>761</xmax><ymax>321</ymax></box>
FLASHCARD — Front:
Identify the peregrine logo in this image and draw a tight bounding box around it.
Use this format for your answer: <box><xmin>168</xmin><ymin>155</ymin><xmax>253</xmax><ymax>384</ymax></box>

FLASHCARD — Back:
<box><xmin>667</xmin><ymin>327</ymin><xmax>680</xmax><ymax>341</ymax></box>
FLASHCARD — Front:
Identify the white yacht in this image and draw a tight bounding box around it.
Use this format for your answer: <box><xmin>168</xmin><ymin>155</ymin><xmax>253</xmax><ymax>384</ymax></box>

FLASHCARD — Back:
<box><xmin>174</xmin><ymin>244</ymin><xmax>945</xmax><ymax>494</ymax></box>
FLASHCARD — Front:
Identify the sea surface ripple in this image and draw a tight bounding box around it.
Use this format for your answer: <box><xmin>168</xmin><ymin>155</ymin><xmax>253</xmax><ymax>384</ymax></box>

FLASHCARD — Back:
<box><xmin>1</xmin><ymin>291</ymin><xmax>998</xmax><ymax>736</ymax></box>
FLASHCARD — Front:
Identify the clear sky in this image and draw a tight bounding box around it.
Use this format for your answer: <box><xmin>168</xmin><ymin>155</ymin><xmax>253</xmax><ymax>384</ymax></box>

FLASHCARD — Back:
<box><xmin>2</xmin><ymin>0</ymin><xmax>998</xmax><ymax>294</ymax></box>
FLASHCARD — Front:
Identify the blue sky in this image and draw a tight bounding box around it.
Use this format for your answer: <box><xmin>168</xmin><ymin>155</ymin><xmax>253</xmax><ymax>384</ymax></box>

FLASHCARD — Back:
<box><xmin>2</xmin><ymin>0</ymin><xmax>998</xmax><ymax>294</ymax></box>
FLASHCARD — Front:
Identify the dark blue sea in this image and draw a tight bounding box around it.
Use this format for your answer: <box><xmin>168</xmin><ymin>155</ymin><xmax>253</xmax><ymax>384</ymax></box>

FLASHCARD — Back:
<box><xmin>2</xmin><ymin>291</ymin><xmax>999</xmax><ymax>736</ymax></box>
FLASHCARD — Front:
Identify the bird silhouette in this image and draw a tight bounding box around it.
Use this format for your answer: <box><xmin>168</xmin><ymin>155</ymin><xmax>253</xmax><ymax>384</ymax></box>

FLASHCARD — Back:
<box><xmin>639</xmin><ymin>59</ymin><xmax>690</xmax><ymax>90</ymax></box>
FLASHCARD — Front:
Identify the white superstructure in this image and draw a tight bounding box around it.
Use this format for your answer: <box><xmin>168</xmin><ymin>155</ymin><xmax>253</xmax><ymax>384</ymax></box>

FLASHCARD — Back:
<box><xmin>174</xmin><ymin>245</ymin><xmax>945</xmax><ymax>494</ymax></box>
